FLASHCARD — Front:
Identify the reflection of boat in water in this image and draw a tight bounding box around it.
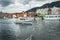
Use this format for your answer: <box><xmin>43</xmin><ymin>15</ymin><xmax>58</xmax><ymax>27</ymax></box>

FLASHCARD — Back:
<box><xmin>14</xmin><ymin>17</ymin><xmax>34</xmax><ymax>25</ymax></box>
<box><xmin>44</xmin><ymin>15</ymin><xmax>60</xmax><ymax>20</ymax></box>
<box><xmin>3</xmin><ymin>16</ymin><xmax>7</xmax><ymax>19</ymax></box>
<box><xmin>3</xmin><ymin>16</ymin><xmax>8</xmax><ymax>19</ymax></box>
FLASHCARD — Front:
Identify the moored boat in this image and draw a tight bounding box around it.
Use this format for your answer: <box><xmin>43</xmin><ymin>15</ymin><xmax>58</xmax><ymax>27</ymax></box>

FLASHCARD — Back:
<box><xmin>14</xmin><ymin>17</ymin><xmax>33</xmax><ymax>24</ymax></box>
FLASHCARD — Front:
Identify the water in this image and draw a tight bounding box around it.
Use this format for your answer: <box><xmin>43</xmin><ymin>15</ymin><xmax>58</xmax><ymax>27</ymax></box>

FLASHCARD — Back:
<box><xmin>0</xmin><ymin>18</ymin><xmax>60</xmax><ymax>40</ymax></box>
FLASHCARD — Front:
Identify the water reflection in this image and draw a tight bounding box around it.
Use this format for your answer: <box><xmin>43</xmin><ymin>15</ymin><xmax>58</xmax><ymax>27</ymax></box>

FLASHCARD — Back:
<box><xmin>0</xmin><ymin>18</ymin><xmax>60</xmax><ymax>40</ymax></box>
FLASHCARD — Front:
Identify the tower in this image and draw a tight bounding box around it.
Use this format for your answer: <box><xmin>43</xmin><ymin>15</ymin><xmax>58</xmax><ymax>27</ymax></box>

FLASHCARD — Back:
<box><xmin>48</xmin><ymin>8</ymin><xmax>52</xmax><ymax>15</ymax></box>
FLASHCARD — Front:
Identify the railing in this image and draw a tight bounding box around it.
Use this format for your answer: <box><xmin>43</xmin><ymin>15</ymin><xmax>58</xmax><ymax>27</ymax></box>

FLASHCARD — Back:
<box><xmin>44</xmin><ymin>15</ymin><xmax>60</xmax><ymax>19</ymax></box>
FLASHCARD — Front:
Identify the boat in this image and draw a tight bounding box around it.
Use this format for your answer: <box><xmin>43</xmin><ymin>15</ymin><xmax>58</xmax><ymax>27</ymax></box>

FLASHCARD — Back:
<box><xmin>44</xmin><ymin>15</ymin><xmax>60</xmax><ymax>20</ymax></box>
<box><xmin>14</xmin><ymin>17</ymin><xmax>33</xmax><ymax>24</ymax></box>
<box><xmin>15</xmin><ymin>21</ymin><xmax>32</xmax><ymax>25</ymax></box>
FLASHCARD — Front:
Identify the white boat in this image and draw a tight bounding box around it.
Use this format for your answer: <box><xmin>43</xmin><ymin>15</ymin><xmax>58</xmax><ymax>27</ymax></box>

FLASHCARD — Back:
<box><xmin>44</xmin><ymin>15</ymin><xmax>60</xmax><ymax>20</ymax></box>
<box><xmin>14</xmin><ymin>17</ymin><xmax>33</xmax><ymax>24</ymax></box>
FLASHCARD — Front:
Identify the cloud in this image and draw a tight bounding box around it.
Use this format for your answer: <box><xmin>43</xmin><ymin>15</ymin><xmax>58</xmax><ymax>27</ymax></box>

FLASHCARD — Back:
<box><xmin>0</xmin><ymin>0</ymin><xmax>45</xmax><ymax>6</ymax></box>
<box><xmin>4</xmin><ymin>0</ymin><xmax>46</xmax><ymax>13</ymax></box>
<box><xmin>19</xmin><ymin>0</ymin><xmax>30</xmax><ymax>4</ymax></box>
<box><xmin>29</xmin><ymin>1</ymin><xmax>46</xmax><ymax>8</ymax></box>
<box><xmin>45</xmin><ymin>0</ymin><xmax>59</xmax><ymax>3</ymax></box>
<box><xmin>0</xmin><ymin>0</ymin><xmax>59</xmax><ymax>13</ymax></box>
<box><xmin>0</xmin><ymin>0</ymin><xmax>59</xmax><ymax>7</ymax></box>
<box><xmin>0</xmin><ymin>0</ymin><xmax>12</xmax><ymax>7</ymax></box>
<box><xmin>3</xmin><ymin>3</ymin><xmax>30</xmax><ymax>13</ymax></box>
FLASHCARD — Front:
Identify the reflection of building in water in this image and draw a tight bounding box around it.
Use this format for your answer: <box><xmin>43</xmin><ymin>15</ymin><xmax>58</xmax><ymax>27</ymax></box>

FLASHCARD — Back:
<box><xmin>36</xmin><ymin>7</ymin><xmax>60</xmax><ymax>15</ymax></box>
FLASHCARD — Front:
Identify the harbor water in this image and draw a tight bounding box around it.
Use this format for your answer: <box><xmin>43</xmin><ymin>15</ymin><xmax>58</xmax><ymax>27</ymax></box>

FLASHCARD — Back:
<box><xmin>0</xmin><ymin>18</ymin><xmax>60</xmax><ymax>40</ymax></box>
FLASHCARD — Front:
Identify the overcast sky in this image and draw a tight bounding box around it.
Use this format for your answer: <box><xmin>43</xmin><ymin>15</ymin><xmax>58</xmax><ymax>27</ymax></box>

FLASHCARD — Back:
<box><xmin>0</xmin><ymin>0</ymin><xmax>59</xmax><ymax>13</ymax></box>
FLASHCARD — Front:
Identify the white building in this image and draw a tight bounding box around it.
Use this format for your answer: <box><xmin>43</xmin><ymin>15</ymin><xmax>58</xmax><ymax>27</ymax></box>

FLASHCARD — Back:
<box><xmin>36</xmin><ymin>8</ymin><xmax>48</xmax><ymax>15</ymax></box>
<box><xmin>36</xmin><ymin>7</ymin><xmax>60</xmax><ymax>15</ymax></box>
<box><xmin>52</xmin><ymin>7</ymin><xmax>60</xmax><ymax>15</ymax></box>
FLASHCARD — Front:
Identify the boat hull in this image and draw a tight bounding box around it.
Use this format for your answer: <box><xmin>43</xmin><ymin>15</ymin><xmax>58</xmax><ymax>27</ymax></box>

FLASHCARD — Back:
<box><xmin>14</xmin><ymin>17</ymin><xmax>33</xmax><ymax>25</ymax></box>
<box><xmin>15</xmin><ymin>21</ymin><xmax>32</xmax><ymax>25</ymax></box>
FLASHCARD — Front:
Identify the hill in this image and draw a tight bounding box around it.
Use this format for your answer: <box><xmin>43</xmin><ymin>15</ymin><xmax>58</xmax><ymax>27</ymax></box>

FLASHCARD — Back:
<box><xmin>26</xmin><ymin>1</ymin><xmax>60</xmax><ymax>12</ymax></box>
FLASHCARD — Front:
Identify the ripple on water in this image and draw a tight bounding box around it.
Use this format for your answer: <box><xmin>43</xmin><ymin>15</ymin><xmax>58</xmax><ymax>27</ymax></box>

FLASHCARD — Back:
<box><xmin>0</xmin><ymin>18</ymin><xmax>60</xmax><ymax>40</ymax></box>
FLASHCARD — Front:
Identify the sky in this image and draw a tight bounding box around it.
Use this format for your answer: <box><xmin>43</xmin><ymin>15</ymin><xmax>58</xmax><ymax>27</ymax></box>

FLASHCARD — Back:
<box><xmin>0</xmin><ymin>0</ymin><xmax>59</xmax><ymax>13</ymax></box>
